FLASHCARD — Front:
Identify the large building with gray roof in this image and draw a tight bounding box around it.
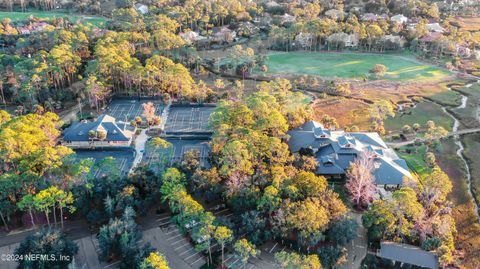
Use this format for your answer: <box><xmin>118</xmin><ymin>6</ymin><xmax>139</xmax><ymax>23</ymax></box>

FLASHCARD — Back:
<box><xmin>287</xmin><ymin>121</ymin><xmax>412</xmax><ymax>187</ymax></box>
<box><xmin>62</xmin><ymin>114</ymin><xmax>136</xmax><ymax>149</ymax></box>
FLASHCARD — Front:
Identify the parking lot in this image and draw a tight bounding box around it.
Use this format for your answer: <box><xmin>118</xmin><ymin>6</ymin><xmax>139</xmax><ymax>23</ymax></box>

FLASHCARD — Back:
<box><xmin>105</xmin><ymin>99</ymin><xmax>164</xmax><ymax>122</ymax></box>
<box><xmin>74</xmin><ymin>149</ymin><xmax>135</xmax><ymax>177</ymax></box>
<box><xmin>151</xmin><ymin>213</ymin><xmax>206</xmax><ymax>269</ymax></box>
<box><xmin>143</xmin><ymin>139</ymin><xmax>211</xmax><ymax>170</ymax></box>
<box><xmin>164</xmin><ymin>106</ymin><xmax>215</xmax><ymax>133</ymax></box>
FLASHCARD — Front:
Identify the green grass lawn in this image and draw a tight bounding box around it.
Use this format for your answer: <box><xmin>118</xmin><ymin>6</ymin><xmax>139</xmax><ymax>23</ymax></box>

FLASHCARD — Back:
<box><xmin>461</xmin><ymin>133</ymin><xmax>480</xmax><ymax>208</ymax></box>
<box><xmin>259</xmin><ymin>52</ymin><xmax>451</xmax><ymax>81</ymax></box>
<box><xmin>397</xmin><ymin>144</ymin><xmax>431</xmax><ymax>178</ymax></box>
<box><xmin>0</xmin><ymin>11</ymin><xmax>108</xmax><ymax>27</ymax></box>
<box><xmin>451</xmin><ymin>83</ymin><xmax>480</xmax><ymax>129</ymax></box>
<box><xmin>385</xmin><ymin>101</ymin><xmax>454</xmax><ymax>132</ymax></box>
<box><xmin>428</xmin><ymin>89</ymin><xmax>462</xmax><ymax>107</ymax></box>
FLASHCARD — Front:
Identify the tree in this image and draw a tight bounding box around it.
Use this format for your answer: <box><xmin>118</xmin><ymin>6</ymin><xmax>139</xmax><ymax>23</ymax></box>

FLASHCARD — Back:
<box><xmin>0</xmin><ymin>174</ymin><xmax>21</xmax><ymax>231</ymax></box>
<box><xmin>33</xmin><ymin>188</ymin><xmax>55</xmax><ymax>228</ymax></box>
<box><xmin>56</xmin><ymin>188</ymin><xmax>76</xmax><ymax>229</ymax></box>
<box><xmin>160</xmin><ymin>168</ymin><xmax>186</xmax><ymax>206</ymax></box>
<box><xmin>274</xmin><ymin>251</ymin><xmax>322</xmax><ymax>269</ymax></box>
<box><xmin>285</xmin><ymin>199</ymin><xmax>331</xmax><ymax>241</ymax></box>
<box><xmin>369</xmin><ymin>64</ymin><xmax>388</xmax><ymax>78</ymax></box>
<box><xmin>142</xmin><ymin>102</ymin><xmax>156</xmax><ymax>125</ymax></box>
<box><xmin>327</xmin><ymin>217</ymin><xmax>358</xmax><ymax>246</ymax></box>
<box><xmin>257</xmin><ymin>186</ymin><xmax>282</xmax><ymax>213</ymax></box>
<box><xmin>18</xmin><ymin>194</ymin><xmax>36</xmax><ymax>228</ymax></box>
<box><xmin>85</xmin><ymin>75</ymin><xmax>109</xmax><ymax>111</ymax></box>
<box><xmin>418</xmin><ymin>166</ymin><xmax>452</xmax><ymax>207</ymax></box>
<box><xmin>0</xmin><ymin>110</ymin><xmax>10</xmax><ymax>125</ymax></box>
<box><xmin>15</xmin><ymin>229</ymin><xmax>78</xmax><ymax>269</ymax></box>
<box><xmin>427</xmin><ymin>3</ymin><xmax>440</xmax><ymax>19</ymax></box>
<box><xmin>363</xmin><ymin>188</ymin><xmax>424</xmax><ymax>242</ymax></box>
<box><xmin>214</xmin><ymin>226</ymin><xmax>233</xmax><ymax>267</ymax></box>
<box><xmin>320</xmin><ymin>114</ymin><xmax>338</xmax><ymax>129</ymax></box>
<box><xmin>291</xmin><ymin>171</ymin><xmax>327</xmax><ymax>199</ymax></box>
<box><xmin>214</xmin><ymin>79</ymin><xmax>225</xmax><ymax>90</ymax></box>
<box><xmin>365</xmin><ymin>25</ymin><xmax>383</xmax><ymax>51</ymax></box>
<box><xmin>345</xmin><ymin>152</ymin><xmax>377</xmax><ymax>208</ymax></box>
<box><xmin>194</xmin><ymin>223</ymin><xmax>216</xmax><ymax>266</ymax></box>
<box><xmin>234</xmin><ymin>239</ymin><xmax>259</xmax><ymax>269</ymax></box>
<box><xmin>425</xmin><ymin>121</ymin><xmax>448</xmax><ymax>142</ymax></box>
<box><xmin>181</xmin><ymin>150</ymin><xmax>201</xmax><ymax>175</ymax></box>
<box><xmin>239</xmin><ymin>211</ymin><xmax>269</xmax><ymax>245</ymax></box>
<box><xmin>98</xmin><ymin>207</ymin><xmax>151</xmax><ymax>268</ymax></box>
<box><xmin>424</xmin><ymin>152</ymin><xmax>436</xmax><ymax>167</ymax></box>
<box><xmin>149</xmin><ymin>137</ymin><xmax>171</xmax><ymax>149</ymax></box>
<box><xmin>0</xmin><ymin>113</ymin><xmax>73</xmax><ymax>176</ymax></box>
<box><xmin>402</xmin><ymin>125</ymin><xmax>412</xmax><ymax>134</ymax></box>
<box><xmin>140</xmin><ymin>252</ymin><xmax>170</xmax><ymax>269</ymax></box>
<box><xmin>368</xmin><ymin>100</ymin><xmax>395</xmax><ymax>134</ymax></box>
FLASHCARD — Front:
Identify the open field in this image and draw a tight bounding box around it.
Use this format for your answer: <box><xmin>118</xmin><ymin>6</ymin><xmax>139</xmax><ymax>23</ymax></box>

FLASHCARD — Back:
<box><xmin>313</xmin><ymin>96</ymin><xmax>371</xmax><ymax>130</ymax></box>
<box><xmin>314</xmin><ymin>96</ymin><xmax>455</xmax><ymax>133</ymax></box>
<box><xmin>461</xmin><ymin>133</ymin><xmax>480</xmax><ymax>210</ymax></box>
<box><xmin>451</xmin><ymin>83</ymin><xmax>480</xmax><ymax>129</ymax></box>
<box><xmin>396</xmin><ymin>145</ymin><xmax>430</xmax><ymax>178</ymax></box>
<box><xmin>457</xmin><ymin>17</ymin><xmax>480</xmax><ymax>32</ymax></box>
<box><xmin>310</xmin><ymin>79</ymin><xmax>460</xmax><ymax>131</ymax></box>
<box><xmin>0</xmin><ymin>11</ymin><xmax>107</xmax><ymax>27</ymax></box>
<box><xmin>385</xmin><ymin>101</ymin><xmax>454</xmax><ymax>132</ymax></box>
<box><xmin>259</xmin><ymin>52</ymin><xmax>451</xmax><ymax>81</ymax></box>
<box><xmin>427</xmin><ymin>87</ymin><xmax>463</xmax><ymax>107</ymax></box>
<box><xmin>437</xmin><ymin>138</ymin><xmax>480</xmax><ymax>268</ymax></box>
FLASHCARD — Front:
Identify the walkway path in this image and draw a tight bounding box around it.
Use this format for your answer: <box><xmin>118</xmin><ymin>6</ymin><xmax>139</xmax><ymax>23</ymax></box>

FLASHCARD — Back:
<box><xmin>386</xmin><ymin>127</ymin><xmax>480</xmax><ymax>148</ymax></box>
<box><xmin>129</xmin><ymin>103</ymin><xmax>171</xmax><ymax>173</ymax></box>
<box><xmin>130</xmin><ymin>128</ymin><xmax>149</xmax><ymax>173</ymax></box>
<box><xmin>58</xmin><ymin>103</ymin><xmax>82</xmax><ymax>124</ymax></box>
<box><xmin>339</xmin><ymin>212</ymin><xmax>368</xmax><ymax>269</ymax></box>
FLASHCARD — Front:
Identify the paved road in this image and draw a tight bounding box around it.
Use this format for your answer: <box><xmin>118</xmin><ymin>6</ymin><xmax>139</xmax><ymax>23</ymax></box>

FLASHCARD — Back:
<box><xmin>0</xmin><ymin>242</ymin><xmax>19</xmax><ymax>269</ymax></box>
<box><xmin>386</xmin><ymin>128</ymin><xmax>480</xmax><ymax>148</ymax></box>
<box><xmin>0</xmin><ymin>220</ymin><xmax>90</xmax><ymax>247</ymax></box>
<box><xmin>130</xmin><ymin>128</ymin><xmax>149</xmax><ymax>173</ymax></box>
<box><xmin>339</xmin><ymin>212</ymin><xmax>367</xmax><ymax>269</ymax></box>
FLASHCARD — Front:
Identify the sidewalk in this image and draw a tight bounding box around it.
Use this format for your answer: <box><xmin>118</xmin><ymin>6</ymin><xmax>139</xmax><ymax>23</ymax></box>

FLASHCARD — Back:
<box><xmin>130</xmin><ymin>128</ymin><xmax>149</xmax><ymax>173</ymax></box>
<box><xmin>339</xmin><ymin>212</ymin><xmax>367</xmax><ymax>269</ymax></box>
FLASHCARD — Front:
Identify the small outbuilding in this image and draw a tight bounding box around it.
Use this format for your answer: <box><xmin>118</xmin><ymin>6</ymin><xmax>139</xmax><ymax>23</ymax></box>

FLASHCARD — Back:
<box><xmin>134</xmin><ymin>3</ymin><xmax>149</xmax><ymax>15</ymax></box>
<box><xmin>427</xmin><ymin>23</ymin><xmax>445</xmax><ymax>33</ymax></box>
<box><xmin>378</xmin><ymin>241</ymin><xmax>439</xmax><ymax>269</ymax></box>
<box><xmin>391</xmin><ymin>14</ymin><xmax>408</xmax><ymax>24</ymax></box>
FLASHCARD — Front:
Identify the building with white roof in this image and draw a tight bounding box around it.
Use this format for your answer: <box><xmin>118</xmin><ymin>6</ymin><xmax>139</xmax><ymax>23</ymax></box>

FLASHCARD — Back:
<box><xmin>391</xmin><ymin>14</ymin><xmax>408</xmax><ymax>24</ymax></box>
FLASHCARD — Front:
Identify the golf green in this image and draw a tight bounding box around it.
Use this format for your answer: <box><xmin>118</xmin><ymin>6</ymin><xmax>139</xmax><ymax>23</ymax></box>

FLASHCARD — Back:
<box><xmin>259</xmin><ymin>52</ymin><xmax>450</xmax><ymax>81</ymax></box>
<box><xmin>0</xmin><ymin>11</ymin><xmax>108</xmax><ymax>27</ymax></box>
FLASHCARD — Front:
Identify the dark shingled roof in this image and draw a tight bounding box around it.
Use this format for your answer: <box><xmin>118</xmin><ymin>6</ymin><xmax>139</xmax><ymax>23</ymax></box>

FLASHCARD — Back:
<box><xmin>378</xmin><ymin>241</ymin><xmax>439</xmax><ymax>269</ymax></box>
<box><xmin>287</xmin><ymin>121</ymin><xmax>413</xmax><ymax>185</ymax></box>
<box><xmin>63</xmin><ymin>115</ymin><xmax>134</xmax><ymax>142</ymax></box>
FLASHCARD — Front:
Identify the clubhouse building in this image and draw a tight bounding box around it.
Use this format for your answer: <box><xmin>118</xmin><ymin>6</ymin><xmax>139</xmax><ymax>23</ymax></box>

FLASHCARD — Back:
<box><xmin>62</xmin><ymin>114</ymin><xmax>136</xmax><ymax>149</ymax></box>
<box><xmin>288</xmin><ymin>121</ymin><xmax>412</xmax><ymax>187</ymax></box>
